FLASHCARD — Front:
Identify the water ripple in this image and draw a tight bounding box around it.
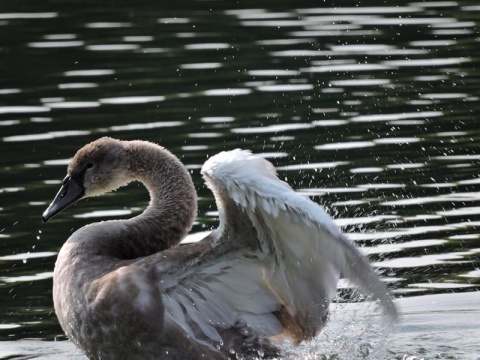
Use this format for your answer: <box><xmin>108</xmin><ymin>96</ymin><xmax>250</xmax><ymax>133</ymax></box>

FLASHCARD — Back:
<box><xmin>232</xmin><ymin>123</ymin><xmax>312</xmax><ymax>134</ymax></box>
<box><xmin>64</xmin><ymin>69</ymin><xmax>115</xmax><ymax>76</ymax></box>
<box><xmin>202</xmin><ymin>88</ymin><xmax>251</xmax><ymax>96</ymax></box>
<box><xmin>184</xmin><ymin>43</ymin><xmax>231</xmax><ymax>50</ymax></box>
<box><xmin>0</xmin><ymin>252</ymin><xmax>57</xmax><ymax>261</ymax></box>
<box><xmin>297</xmin><ymin>6</ymin><xmax>421</xmax><ymax>14</ymax></box>
<box><xmin>74</xmin><ymin>210</ymin><xmax>133</xmax><ymax>218</ymax></box>
<box><xmin>256</xmin><ymin>83</ymin><xmax>313</xmax><ymax>92</ymax></box>
<box><xmin>351</xmin><ymin>111</ymin><xmax>442</xmax><ymax>122</ymax></box>
<box><xmin>85</xmin><ymin>22</ymin><xmax>132</xmax><ymax>28</ymax></box>
<box><xmin>382</xmin><ymin>57</ymin><xmax>469</xmax><ymax>67</ymax></box>
<box><xmin>46</xmin><ymin>101</ymin><xmax>100</xmax><ymax>109</ymax></box>
<box><xmin>3</xmin><ymin>130</ymin><xmax>90</xmax><ymax>142</ymax></box>
<box><xmin>0</xmin><ymin>12</ymin><xmax>57</xmax><ymax>19</ymax></box>
<box><xmin>277</xmin><ymin>161</ymin><xmax>349</xmax><ymax>171</ymax></box>
<box><xmin>180</xmin><ymin>63</ymin><xmax>222</xmax><ymax>70</ymax></box>
<box><xmin>28</xmin><ymin>41</ymin><xmax>84</xmax><ymax>48</ymax></box>
<box><xmin>315</xmin><ymin>141</ymin><xmax>375</xmax><ymax>150</ymax></box>
<box><xmin>0</xmin><ymin>272</ymin><xmax>54</xmax><ymax>283</ymax></box>
<box><xmin>108</xmin><ymin>121</ymin><xmax>183</xmax><ymax>131</ymax></box>
<box><xmin>86</xmin><ymin>44</ymin><xmax>140</xmax><ymax>51</ymax></box>
<box><xmin>58</xmin><ymin>83</ymin><xmax>98</xmax><ymax>89</ymax></box>
<box><xmin>99</xmin><ymin>96</ymin><xmax>165</xmax><ymax>105</ymax></box>
<box><xmin>0</xmin><ymin>106</ymin><xmax>50</xmax><ymax>114</ymax></box>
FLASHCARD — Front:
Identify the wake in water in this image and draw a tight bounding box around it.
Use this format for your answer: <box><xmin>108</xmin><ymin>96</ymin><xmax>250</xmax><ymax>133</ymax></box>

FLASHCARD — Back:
<box><xmin>283</xmin><ymin>294</ymin><xmax>396</xmax><ymax>360</ymax></box>
<box><xmin>284</xmin><ymin>292</ymin><xmax>480</xmax><ymax>360</ymax></box>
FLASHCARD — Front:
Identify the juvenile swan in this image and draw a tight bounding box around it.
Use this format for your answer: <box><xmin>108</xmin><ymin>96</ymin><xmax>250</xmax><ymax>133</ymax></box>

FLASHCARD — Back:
<box><xmin>43</xmin><ymin>137</ymin><xmax>397</xmax><ymax>360</ymax></box>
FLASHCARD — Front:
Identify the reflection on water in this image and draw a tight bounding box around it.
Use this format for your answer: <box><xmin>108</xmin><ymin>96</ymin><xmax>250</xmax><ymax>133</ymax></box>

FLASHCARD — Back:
<box><xmin>1</xmin><ymin>0</ymin><xmax>480</xmax><ymax>359</ymax></box>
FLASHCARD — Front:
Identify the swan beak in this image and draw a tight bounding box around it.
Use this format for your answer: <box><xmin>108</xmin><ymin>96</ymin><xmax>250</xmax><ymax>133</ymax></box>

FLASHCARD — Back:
<box><xmin>42</xmin><ymin>175</ymin><xmax>85</xmax><ymax>223</ymax></box>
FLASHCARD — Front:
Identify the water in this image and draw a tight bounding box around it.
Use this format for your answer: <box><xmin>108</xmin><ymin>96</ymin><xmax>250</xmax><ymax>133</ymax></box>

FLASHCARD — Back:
<box><xmin>1</xmin><ymin>0</ymin><xmax>479</xmax><ymax>358</ymax></box>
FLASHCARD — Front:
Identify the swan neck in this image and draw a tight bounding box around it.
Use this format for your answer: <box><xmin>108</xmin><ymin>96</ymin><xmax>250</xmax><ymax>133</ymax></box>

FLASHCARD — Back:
<box><xmin>81</xmin><ymin>141</ymin><xmax>197</xmax><ymax>260</ymax></box>
<box><xmin>117</xmin><ymin>141</ymin><xmax>197</xmax><ymax>257</ymax></box>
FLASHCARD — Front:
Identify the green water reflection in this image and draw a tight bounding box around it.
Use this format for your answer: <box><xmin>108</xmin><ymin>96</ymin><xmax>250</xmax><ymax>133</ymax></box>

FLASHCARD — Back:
<box><xmin>1</xmin><ymin>0</ymin><xmax>480</xmax><ymax>358</ymax></box>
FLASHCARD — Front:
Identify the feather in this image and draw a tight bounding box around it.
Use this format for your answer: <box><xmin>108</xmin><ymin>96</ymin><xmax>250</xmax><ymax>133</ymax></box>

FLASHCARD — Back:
<box><xmin>157</xmin><ymin>148</ymin><xmax>396</xmax><ymax>352</ymax></box>
<box><xmin>202</xmin><ymin>149</ymin><xmax>398</xmax><ymax>325</ymax></box>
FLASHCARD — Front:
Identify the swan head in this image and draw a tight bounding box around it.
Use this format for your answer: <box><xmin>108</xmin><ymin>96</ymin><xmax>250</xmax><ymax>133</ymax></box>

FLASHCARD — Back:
<box><xmin>42</xmin><ymin>137</ymin><xmax>131</xmax><ymax>222</ymax></box>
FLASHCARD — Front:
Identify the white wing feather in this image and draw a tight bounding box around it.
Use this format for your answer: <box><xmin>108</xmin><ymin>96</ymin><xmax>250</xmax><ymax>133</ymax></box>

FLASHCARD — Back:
<box><xmin>160</xmin><ymin>253</ymin><xmax>283</xmax><ymax>344</ymax></box>
<box><xmin>201</xmin><ymin>149</ymin><xmax>397</xmax><ymax>321</ymax></box>
<box><xmin>158</xmin><ymin>149</ymin><xmax>396</xmax><ymax>347</ymax></box>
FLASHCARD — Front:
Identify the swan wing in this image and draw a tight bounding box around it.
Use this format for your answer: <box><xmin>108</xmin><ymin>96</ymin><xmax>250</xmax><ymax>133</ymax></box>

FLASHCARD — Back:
<box><xmin>87</xmin><ymin>243</ymin><xmax>282</xmax><ymax>352</ymax></box>
<box><xmin>201</xmin><ymin>149</ymin><xmax>397</xmax><ymax>331</ymax></box>
<box><xmin>157</xmin><ymin>245</ymin><xmax>283</xmax><ymax>345</ymax></box>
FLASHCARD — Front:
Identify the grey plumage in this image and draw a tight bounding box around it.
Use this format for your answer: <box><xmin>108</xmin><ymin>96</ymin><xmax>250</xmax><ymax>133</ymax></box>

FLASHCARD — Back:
<box><xmin>43</xmin><ymin>137</ymin><xmax>397</xmax><ymax>360</ymax></box>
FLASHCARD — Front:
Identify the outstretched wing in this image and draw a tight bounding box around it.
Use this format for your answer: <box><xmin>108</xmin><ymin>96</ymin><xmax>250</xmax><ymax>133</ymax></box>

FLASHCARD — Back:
<box><xmin>131</xmin><ymin>149</ymin><xmax>396</xmax><ymax>350</ymax></box>
<box><xmin>201</xmin><ymin>149</ymin><xmax>397</xmax><ymax>332</ymax></box>
<box><xmin>156</xmin><ymin>243</ymin><xmax>284</xmax><ymax>349</ymax></box>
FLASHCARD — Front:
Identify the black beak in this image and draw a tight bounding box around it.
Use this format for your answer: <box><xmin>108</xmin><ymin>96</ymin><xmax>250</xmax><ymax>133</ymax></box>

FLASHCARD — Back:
<box><xmin>42</xmin><ymin>174</ymin><xmax>85</xmax><ymax>223</ymax></box>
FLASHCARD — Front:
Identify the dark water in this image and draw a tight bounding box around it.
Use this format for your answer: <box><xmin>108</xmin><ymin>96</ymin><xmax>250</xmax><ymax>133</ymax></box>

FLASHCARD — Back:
<box><xmin>1</xmin><ymin>0</ymin><xmax>480</xmax><ymax>358</ymax></box>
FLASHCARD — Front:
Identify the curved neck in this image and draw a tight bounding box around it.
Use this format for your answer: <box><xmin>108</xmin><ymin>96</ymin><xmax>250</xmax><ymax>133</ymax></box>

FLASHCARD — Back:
<box><xmin>128</xmin><ymin>141</ymin><xmax>197</xmax><ymax>256</ymax></box>
<box><xmin>90</xmin><ymin>141</ymin><xmax>197</xmax><ymax>260</ymax></box>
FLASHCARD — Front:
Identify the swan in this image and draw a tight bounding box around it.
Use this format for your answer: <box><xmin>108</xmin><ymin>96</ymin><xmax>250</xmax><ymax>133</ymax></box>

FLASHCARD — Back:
<box><xmin>42</xmin><ymin>137</ymin><xmax>397</xmax><ymax>360</ymax></box>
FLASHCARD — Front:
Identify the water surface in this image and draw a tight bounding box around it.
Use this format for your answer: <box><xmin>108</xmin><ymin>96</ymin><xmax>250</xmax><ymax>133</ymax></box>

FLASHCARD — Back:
<box><xmin>1</xmin><ymin>1</ymin><xmax>480</xmax><ymax>359</ymax></box>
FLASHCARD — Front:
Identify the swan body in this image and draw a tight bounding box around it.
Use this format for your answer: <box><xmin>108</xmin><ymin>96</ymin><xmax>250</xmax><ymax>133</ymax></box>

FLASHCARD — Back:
<box><xmin>43</xmin><ymin>137</ymin><xmax>397</xmax><ymax>360</ymax></box>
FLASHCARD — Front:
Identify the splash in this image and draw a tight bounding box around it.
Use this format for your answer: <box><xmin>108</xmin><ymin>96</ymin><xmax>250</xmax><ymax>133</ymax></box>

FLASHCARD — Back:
<box><xmin>283</xmin><ymin>298</ymin><xmax>395</xmax><ymax>360</ymax></box>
